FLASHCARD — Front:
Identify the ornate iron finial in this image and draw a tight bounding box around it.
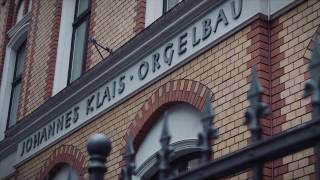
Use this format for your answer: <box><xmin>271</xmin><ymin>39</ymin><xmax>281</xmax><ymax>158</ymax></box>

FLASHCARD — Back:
<box><xmin>157</xmin><ymin>111</ymin><xmax>173</xmax><ymax>180</ymax></box>
<box><xmin>304</xmin><ymin>35</ymin><xmax>320</xmax><ymax>118</ymax></box>
<box><xmin>245</xmin><ymin>66</ymin><xmax>270</xmax><ymax>143</ymax></box>
<box><xmin>198</xmin><ymin>92</ymin><xmax>218</xmax><ymax>163</ymax></box>
<box><xmin>121</xmin><ymin>133</ymin><xmax>136</xmax><ymax>180</ymax></box>
<box><xmin>87</xmin><ymin>133</ymin><xmax>112</xmax><ymax>180</ymax></box>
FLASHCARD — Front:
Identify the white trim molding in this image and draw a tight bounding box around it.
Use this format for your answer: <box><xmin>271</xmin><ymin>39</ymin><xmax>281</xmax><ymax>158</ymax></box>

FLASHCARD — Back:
<box><xmin>0</xmin><ymin>17</ymin><xmax>29</xmax><ymax>141</ymax></box>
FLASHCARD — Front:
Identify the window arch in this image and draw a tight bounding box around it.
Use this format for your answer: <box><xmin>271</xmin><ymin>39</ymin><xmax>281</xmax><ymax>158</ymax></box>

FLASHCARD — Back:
<box><xmin>45</xmin><ymin>163</ymin><xmax>80</xmax><ymax>180</ymax></box>
<box><xmin>134</xmin><ymin>103</ymin><xmax>204</xmax><ymax>179</ymax></box>
<box><xmin>37</xmin><ymin>145</ymin><xmax>86</xmax><ymax>180</ymax></box>
<box><xmin>121</xmin><ymin>79</ymin><xmax>213</xmax><ymax>180</ymax></box>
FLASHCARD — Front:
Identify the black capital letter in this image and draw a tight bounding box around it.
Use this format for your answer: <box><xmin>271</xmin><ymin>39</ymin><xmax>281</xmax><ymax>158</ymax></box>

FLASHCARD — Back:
<box><xmin>73</xmin><ymin>106</ymin><xmax>80</xmax><ymax>123</ymax></box>
<box><xmin>192</xmin><ymin>27</ymin><xmax>201</xmax><ymax>46</ymax></box>
<box><xmin>164</xmin><ymin>43</ymin><xmax>174</xmax><ymax>66</ymax></box>
<box><xmin>65</xmin><ymin>111</ymin><xmax>72</xmax><ymax>129</ymax></box>
<box><xmin>138</xmin><ymin>61</ymin><xmax>149</xmax><ymax>80</ymax></box>
<box><xmin>86</xmin><ymin>95</ymin><xmax>95</xmax><ymax>115</ymax></box>
<box><xmin>178</xmin><ymin>32</ymin><xmax>188</xmax><ymax>55</ymax></box>
<box><xmin>152</xmin><ymin>53</ymin><xmax>161</xmax><ymax>72</ymax></box>
<box><xmin>214</xmin><ymin>9</ymin><xmax>229</xmax><ymax>33</ymax></box>
<box><xmin>231</xmin><ymin>0</ymin><xmax>242</xmax><ymax>19</ymax></box>
<box><xmin>118</xmin><ymin>75</ymin><xmax>126</xmax><ymax>94</ymax></box>
<box><xmin>202</xmin><ymin>19</ymin><xmax>212</xmax><ymax>40</ymax></box>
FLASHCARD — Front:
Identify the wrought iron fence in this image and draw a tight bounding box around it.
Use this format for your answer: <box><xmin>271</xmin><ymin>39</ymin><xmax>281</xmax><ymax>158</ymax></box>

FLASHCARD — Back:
<box><xmin>86</xmin><ymin>37</ymin><xmax>320</xmax><ymax>180</ymax></box>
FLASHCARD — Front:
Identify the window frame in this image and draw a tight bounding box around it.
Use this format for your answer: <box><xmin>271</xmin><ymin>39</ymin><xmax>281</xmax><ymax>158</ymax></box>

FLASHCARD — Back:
<box><xmin>67</xmin><ymin>0</ymin><xmax>91</xmax><ymax>84</ymax></box>
<box><xmin>162</xmin><ymin>0</ymin><xmax>180</xmax><ymax>13</ymax></box>
<box><xmin>6</xmin><ymin>41</ymin><xmax>26</xmax><ymax>129</ymax></box>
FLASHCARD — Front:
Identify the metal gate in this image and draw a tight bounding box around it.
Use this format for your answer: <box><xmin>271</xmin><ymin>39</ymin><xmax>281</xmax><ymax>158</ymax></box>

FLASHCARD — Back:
<box><xmin>85</xmin><ymin>38</ymin><xmax>320</xmax><ymax>180</ymax></box>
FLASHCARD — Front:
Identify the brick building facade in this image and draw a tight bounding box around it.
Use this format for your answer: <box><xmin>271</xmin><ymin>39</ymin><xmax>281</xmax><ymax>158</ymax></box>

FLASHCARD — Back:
<box><xmin>0</xmin><ymin>0</ymin><xmax>319</xmax><ymax>179</ymax></box>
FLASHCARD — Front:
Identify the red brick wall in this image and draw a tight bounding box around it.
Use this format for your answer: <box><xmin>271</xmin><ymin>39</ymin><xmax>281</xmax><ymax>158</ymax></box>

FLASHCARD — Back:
<box><xmin>2</xmin><ymin>0</ymin><xmax>320</xmax><ymax>180</ymax></box>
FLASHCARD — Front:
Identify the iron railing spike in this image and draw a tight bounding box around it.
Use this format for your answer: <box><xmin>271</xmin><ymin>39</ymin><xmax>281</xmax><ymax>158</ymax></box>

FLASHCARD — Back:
<box><xmin>204</xmin><ymin>92</ymin><xmax>215</xmax><ymax>119</ymax></box>
<box><xmin>122</xmin><ymin>132</ymin><xmax>136</xmax><ymax>180</ymax></box>
<box><xmin>198</xmin><ymin>92</ymin><xmax>218</xmax><ymax>163</ymax></box>
<box><xmin>245</xmin><ymin>66</ymin><xmax>270</xmax><ymax>180</ymax></box>
<box><xmin>245</xmin><ymin>66</ymin><xmax>270</xmax><ymax>142</ymax></box>
<box><xmin>158</xmin><ymin>111</ymin><xmax>173</xmax><ymax>180</ymax></box>
<box><xmin>160</xmin><ymin>112</ymin><xmax>171</xmax><ymax>146</ymax></box>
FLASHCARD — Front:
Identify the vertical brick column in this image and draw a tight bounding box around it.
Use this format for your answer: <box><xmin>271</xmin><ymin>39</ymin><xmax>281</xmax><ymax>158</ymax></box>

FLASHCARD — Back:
<box><xmin>18</xmin><ymin>0</ymin><xmax>41</xmax><ymax>120</ymax></box>
<box><xmin>45</xmin><ymin>0</ymin><xmax>63</xmax><ymax>99</ymax></box>
<box><xmin>134</xmin><ymin>0</ymin><xmax>146</xmax><ymax>34</ymax></box>
<box><xmin>271</xmin><ymin>1</ymin><xmax>320</xmax><ymax>179</ymax></box>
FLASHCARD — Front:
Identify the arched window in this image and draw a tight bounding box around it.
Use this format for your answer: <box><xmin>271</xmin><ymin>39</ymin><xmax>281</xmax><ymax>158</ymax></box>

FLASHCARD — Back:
<box><xmin>45</xmin><ymin>163</ymin><xmax>80</xmax><ymax>180</ymax></box>
<box><xmin>134</xmin><ymin>103</ymin><xmax>203</xmax><ymax>180</ymax></box>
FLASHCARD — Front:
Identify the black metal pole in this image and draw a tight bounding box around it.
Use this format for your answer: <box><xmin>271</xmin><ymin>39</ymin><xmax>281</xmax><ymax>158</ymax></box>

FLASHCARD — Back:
<box><xmin>87</xmin><ymin>133</ymin><xmax>112</xmax><ymax>180</ymax></box>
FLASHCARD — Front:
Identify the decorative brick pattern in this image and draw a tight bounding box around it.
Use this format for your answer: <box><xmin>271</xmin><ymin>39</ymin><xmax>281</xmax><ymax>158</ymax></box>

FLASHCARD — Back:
<box><xmin>247</xmin><ymin>19</ymin><xmax>271</xmax><ymax>139</ymax></box>
<box><xmin>13</xmin><ymin>25</ymin><xmax>252</xmax><ymax>180</ymax></box>
<box><xmin>121</xmin><ymin>79</ymin><xmax>212</xmax><ymax>153</ymax></box>
<box><xmin>7</xmin><ymin>1</ymin><xmax>320</xmax><ymax>180</ymax></box>
<box><xmin>273</xmin><ymin>1</ymin><xmax>320</xmax><ymax>179</ymax></box>
<box><xmin>37</xmin><ymin>145</ymin><xmax>86</xmax><ymax>180</ymax></box>
<box><xmin>45</xmin><ymin>0</ymin><xmax>62</xmax><ymax>100</ymax></box>
<box><xmin>246</xmin><ymin>18</ymin><xmax>273</xmax><ymax>179</ymax></box>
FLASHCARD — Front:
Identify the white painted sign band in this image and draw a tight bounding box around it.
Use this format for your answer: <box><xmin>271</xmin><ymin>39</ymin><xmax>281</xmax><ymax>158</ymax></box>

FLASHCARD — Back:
<box><xmin>17</xmin><ymin>0</ymin><xmax>260</xmax><ymax>163</ymax></box>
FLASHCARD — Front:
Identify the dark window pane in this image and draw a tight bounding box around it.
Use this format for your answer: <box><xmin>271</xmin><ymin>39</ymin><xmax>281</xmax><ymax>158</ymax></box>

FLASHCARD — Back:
<box><xmin>15</xmin><ymin>42</ymin><xmax>26</xmax><ymax>77</ymax></box>
<box><xmin>77</xmin><ymin>0</ymin><xmax>89</xmax><ymax>16</ymax></box>
<box><xmin>8</xmin><ymin>42</ymin><xmax>26</xmax><ymax>128</ymax></box>
<box><xmin>166</xmin><ymin>0</ymin><xmax>178</xmax><ymax>11</ymax></box>
<box><xmin>70</xmin><ymin>20</ymin><xmax>88</xmax><ymax>82</ymax></box>
<box><xmin>8</xmin><ymin>83</ymin><xmax>21</xmax><ymax>127</ymax></box>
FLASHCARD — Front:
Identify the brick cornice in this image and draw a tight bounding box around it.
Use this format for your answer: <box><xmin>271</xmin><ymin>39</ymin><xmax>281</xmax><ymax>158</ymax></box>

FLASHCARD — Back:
<box><xmin>120</xmin><ymin>79</ymin><xmax>212</xmax><ymax>166</ymax></box>
<box><xmin>37</xmin><ymin>145</ymin><xmax>86</xmax><ymax>180</ymax></box>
